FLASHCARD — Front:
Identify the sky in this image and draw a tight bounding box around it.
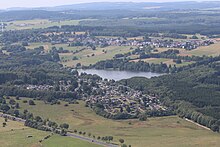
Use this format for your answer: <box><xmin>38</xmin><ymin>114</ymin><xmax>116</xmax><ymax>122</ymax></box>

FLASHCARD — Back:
<box><xmin>0</xmin><ymin>0</ymin><xmax>218</xmax><ymax>9</ymax></box>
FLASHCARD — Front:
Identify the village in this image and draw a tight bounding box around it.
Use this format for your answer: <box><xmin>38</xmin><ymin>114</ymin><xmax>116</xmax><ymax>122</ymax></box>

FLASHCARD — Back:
<box><xmin>83</xmin><ymin>78</ymin><xmax>165</xmax><ymax>116</ymax></box>
<box><xmin>43</xmin><ymin>32</ymin><xmax>215</xmax><ymax>51</ymax></box>
<box><xmin>14</xmin><ymin>70</ymin><xmax>166</xmax><ymax>117</ymax></box>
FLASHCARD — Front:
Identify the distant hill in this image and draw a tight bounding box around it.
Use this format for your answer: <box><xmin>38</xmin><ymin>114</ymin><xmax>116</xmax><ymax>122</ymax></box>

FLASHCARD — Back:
<box><xmin>37</xmin><ymin>1</ymin><xmax>220</xmax><ymax>11</ymax></box>
<box><xmin>2</xmin><ymin>1</ymin><xmax>220</xmax><ymax>11</ymax></box>
<box><xmin>1</xmin><ymin>1</ymin><xmax>220</xmax><ymax>21</ymax></box>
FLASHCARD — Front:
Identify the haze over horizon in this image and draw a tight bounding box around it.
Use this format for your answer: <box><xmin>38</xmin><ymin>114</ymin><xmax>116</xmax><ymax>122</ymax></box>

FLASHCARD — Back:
<box><xmin>1</xmin><ymin>0</ymin><xmax>219</xmax><ymax>9</ymax></box>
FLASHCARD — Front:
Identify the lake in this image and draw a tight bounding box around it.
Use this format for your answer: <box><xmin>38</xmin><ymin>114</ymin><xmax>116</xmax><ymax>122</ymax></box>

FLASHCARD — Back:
<box><xmin>77</xmin><ymin>69</ymin><xmax>163</xmax><ymax>81</ymax></box>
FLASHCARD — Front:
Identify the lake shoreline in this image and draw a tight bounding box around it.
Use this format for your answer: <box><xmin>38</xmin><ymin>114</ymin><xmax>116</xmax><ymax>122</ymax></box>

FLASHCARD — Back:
<box><xmin>77</xmin><ymin>69</ymin><xmax>164</xmax><ymax>81</ymax></box>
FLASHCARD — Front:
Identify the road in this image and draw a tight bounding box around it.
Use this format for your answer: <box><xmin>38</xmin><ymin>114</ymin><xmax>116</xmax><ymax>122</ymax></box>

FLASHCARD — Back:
<box><xmin>0</xmin><ymin>112</ymin><xmax>118</xmax><ymax>147</ymax></box>
<box><xmin>67</xmin><ymin>133</ymin><xmax>118</xmax><ymax>147</ymax></box>
<box><xmin>185</xmin><ymin>118</ymin><xmax>211</xmax><ymax>131</ymax></box>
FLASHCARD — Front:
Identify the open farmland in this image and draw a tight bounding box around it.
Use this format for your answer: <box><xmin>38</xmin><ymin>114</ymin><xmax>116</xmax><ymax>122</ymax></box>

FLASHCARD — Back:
<box><xmin>60</xmin><ymin>46</ymin><xmax>133</xmax><ymax>67</ymax></box>
<box><xmin>28</xmin><ymin>42</ymin><xmax>133</xmax><ymax>67</ymax></box>
<box><xmin>10</xmin><ymin>97</ymin><xmax>220</xmax><ymax>147</ymax></box>
<box><xmin>131</xmin><ymin>58</ymin><xmax>194</xmax><ymax>67</ymax></box>
<box><xmin>179</xmin><ymin>42</ymin><xmax>220</xmax><ymax>57</ymax></box>
<box><xmin>5</xmin><ymin>19</ymin><xmax>96</xmax><ymax>30</ymax></box>
<box><xmin>42</xmin><ymin>135</ymin><xmax>101</xmax><ymax>147</ymax></box>
<box><xmin>0</xmin><ymin>117</ymin><xmax>49</xmax><ymax>147</ymax></box>
<box><xmin>0</xmin><ymin>117</ymin><xmax>101</xmax><ymax>147</ymax></box>
<box><xmin>28</xmin><ymin>43</ymin><xmax>81</xmax><ymax>52</ymax></box>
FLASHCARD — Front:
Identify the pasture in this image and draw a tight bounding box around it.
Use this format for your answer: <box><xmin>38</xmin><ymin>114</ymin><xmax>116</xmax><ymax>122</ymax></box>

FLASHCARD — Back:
<box><xmin>0</xmin><ymin>117</ymin><xmax>49</xmax><ymax>147</ymax></box>
<box><xmin>60</xmin><ymin>46</ymin><xmax>133</xmax><ymax>67</ymax></box>
<box><xmin>0</xmin><ymin>117</ymin><xmax>101</xmax><ymax>147</ymax></box>
<box><xmin>11</xmin><ymin>97</ymin><xmax>220</xmax><ymax>147</ymax></box>
<box><xmin>27</xmin><ymin>42</ymin><xmax>133</xmax><ymax>67</ymax></box>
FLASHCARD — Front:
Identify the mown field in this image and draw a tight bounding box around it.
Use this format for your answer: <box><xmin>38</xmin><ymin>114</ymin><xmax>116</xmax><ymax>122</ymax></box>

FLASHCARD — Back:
<box><xmin>9</xmin><ymin>97</ymin><xmax>220</xmax><ymax>147</ymax></box>
<box><xmin>0</xmin><ymin>117</ymin><xmax>101</xmax><ymax>147</ymax></box>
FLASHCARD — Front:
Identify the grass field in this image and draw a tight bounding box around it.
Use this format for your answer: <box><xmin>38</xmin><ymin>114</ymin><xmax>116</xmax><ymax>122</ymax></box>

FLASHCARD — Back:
<box><xmin>0</xmin><ymin>117</ymin><xmax>101</xmax><ymax>147</ymax></box>
<box><xmin>10</xmin><ymin>97</ymin><xmax>220</xmax><ymax>147</ymax></box>
<box><xmin>131</xmin><ymin>58</ymin><xmax>194</xmax><ymax>67</ymax></box>
<box><xmin>0</xmin><ymin>117</ymin><xmax>49</xmax><ymax>147</ymax></box>
<box><xmin>28</xmin><ymin>42</ymin><xmax>133</xmax><ymax>67</ymax></box>
<box><xmin>6</xmin><ymin>19</ymin><xmax>96</xmax><ymax>30</ymax></box>
<box><xmin>28</xmin><ymin>41</ymin><xmax>219</xmax><ymax>68</ymax></box>
<box><xmin>60</xmin><ymin>46</ymin><xmax>133</xmax><ymax>67</ymax></box>
<box><xmin>179</xmin><ymin>42</ymin><xmax>220</xmax><ymax>57</ymax></box>
<box><xmin>28</xmin><ymin>43</ymin><xmax>81</xmax><ymax>52</ymax></box>
<box><xmin>42</xmin><ymin>135</ymin><xmax>101</xmax><ymax>147</ymax></box>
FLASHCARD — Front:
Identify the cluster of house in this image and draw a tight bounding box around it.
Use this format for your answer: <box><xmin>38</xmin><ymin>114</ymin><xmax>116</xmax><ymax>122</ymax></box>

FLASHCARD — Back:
<box><xmin>14</xmin><ymin>71</ymin><xmax>166</xmax><ymax>116</ymax></box>
<box><xmin>40</xmin><ymin>32</ymin><xmax>215</xmax><ymax>51</ymax></box>
<box><xmin>18</xmin><ymin>85</ymin><xmax>54</xmax><ymax>91</ymax></box>
<box><xmin>85</xmin><ymin>80</ymin><xmax>165</xmax><ymax>115</ymax></box>
<box><xmin>149</xmin><ymin>39</ymin><xmax>214</xmax><ymax>50</ymax></box>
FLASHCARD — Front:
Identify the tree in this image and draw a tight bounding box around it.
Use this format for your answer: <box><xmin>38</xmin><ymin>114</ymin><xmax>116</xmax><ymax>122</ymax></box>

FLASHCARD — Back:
<box><xmin>76</xmin><ymin>63</ymin><xmax>81</xmax><ymax>67</ymax></box>
<box><xmin>2</xmin><ymin>122</ymin><xmax>6</xmax><ymax>127</ymax></box>
<box><xmin>0</xmin><ymin>104</ymin><xmax>10</xmax><ymax>112</ymax></box>
<box><xmin>28</xmin><ymin>100</ymin><xmax>35</xmax><ymax>105</ymax></box>
<box><xmin>191</xmin><ymin>35</ymin><xmax>198</xmax><ymax>39</ymax></box>
<box><xmin>60</xmin><ymin>129</ymin><xmax>67</xmax><ymax>136</ymax></box>
<box><xmin>9</xmin><ymin>99</ymin><xmax>16</xmax><ymax>105</ymax></box>
<box><xmin>139</xmin><ymin>114</ymin><xmax>147</xmax><ymax>121</ymax></box>
<box><xmin>22</xmin><ymin>42</ymin><xmax>29</xmax><ymax>46</ymax></box>
<box><xmin>35</xmin><ymin>116</ymin><xmax>42</xmax><ymax>122</ymax></box>
<box><xmin>119</xmin><ymin>139</ymin><xmax>125</xmax><ymax>144</ymax></box>
<box><xmin>15</xmin><ymin>103</ymin><xmax>20</xmax><ymax>109</ymax></box>
<box><xmin>14</xmin><ymin>110</ymin><xmax>20</xmax><ymax>117</ymax></box>
<box><xmin>108</xmin><ymin>136</ymin><xmax>113</xmax><ymax>142</ymax></box>
<box><xmin>23</xmin><ymin>109</ymin><xmax>28</xmax><ymax>114</ymax></box>
<box><xmin>60</xmin><ymin>123</ymin><xmax>69</xmax><ymax>129</ymax></box>
<box><xmin>23</xmin><ymin>100</ymin><xmax>27</xmax><ymax>103</ymax></box>
<box><xmin>211</xmin><ymin>124</ymin><xmax>219</xmax><ymax>132</ymax></box>
<box><xmin>15</xmin><ymin>96</ymin><xmax>20</xmax><ymax>100</ymax></box>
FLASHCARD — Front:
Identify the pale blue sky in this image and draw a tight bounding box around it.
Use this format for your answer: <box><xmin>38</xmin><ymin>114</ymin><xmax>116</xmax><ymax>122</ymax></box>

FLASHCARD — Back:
<box><xmin>0</xmin><ymin>0</ymin><xmax>216</xmax><ymax>9</ymax></box>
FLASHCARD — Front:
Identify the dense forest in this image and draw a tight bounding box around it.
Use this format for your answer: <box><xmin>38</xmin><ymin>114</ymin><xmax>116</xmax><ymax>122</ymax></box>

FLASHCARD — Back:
<box><xmin>0</xmin><ymin>45</ymin><xmax>106</xmax><ymax>103</ymax></box>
